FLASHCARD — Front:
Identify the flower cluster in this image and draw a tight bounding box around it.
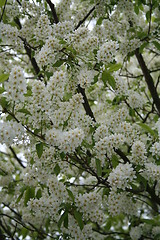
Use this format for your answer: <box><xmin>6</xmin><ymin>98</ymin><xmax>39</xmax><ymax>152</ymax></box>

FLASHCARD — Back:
<box><xmin>77</xmin><ymin>68</ymin><xmax>96</xmax><ymax>88</ymax></box>
<box><xmin>46</xmin><ymin>127</ymin><xmax>84</xmax><ymax>153</ymax></box>
<box><xmin>94</xmin><ymin>133</ymin><xmax>125</xmax><ymax>162</ymax></box>
<box><xmin>108</xmin><ymin>163</ymin><xmax>136</xmax><ymax>190</ymax></box>
<box><xmin>75</xmin><ymin>191</ymin><xmax>104</xmax><ymax>225</ymax></box>
<box><xmin>97</xmin><ymin>41</ymin><xmax>118</xmax><ymax>64</ymax></box>
<box><xmin>150</xmin><ymin>142</ymin><xmax>160</xmax><ymax>158</ymax></box>
<box><xmin>143</xmin><ymin>163</ymin><xmax>160</xmax><ymax>183</ymax></box>
<box><xmin>5</xmin><ymin>66</ymin><xmax>27</xmax><ymax>102</ymax></box>
<box><xmin>107</xmin><ymin>191</ymin><xmax>137</xmax><ymax>216</ymax></box>
<box><xmin>131</xmin><ymin>140</ymin><xmax>147</xmax><ymax>165</ymax></box>
<box><xmin>35</xmin><ymin>14</ymin><xmax>52</xmax><ymax>41</ymax></box>
<box><xmin>0</xmin><ymin>120</ymin><xmax>25</xmax><ymax>146</ymax></box>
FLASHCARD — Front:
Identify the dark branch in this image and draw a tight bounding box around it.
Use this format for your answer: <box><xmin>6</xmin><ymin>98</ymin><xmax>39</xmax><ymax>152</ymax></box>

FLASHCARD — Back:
<box><xmin>45</xmin><ymin>0</ymin><xmax>59</xmax><ymax>23</ymax></box>
<box><xmin>135</xmin><ymin>48</ymin><xmax>160</xmax><ymax>115</ymax></box>
<box><xmin>74</xmin><ymin>3</ymin><xmax>98</xmax><ymax>30</ymax></box>
<box><xmin>9</xmin><ymin>146</ymin><xmax>26</xmax><ymax>168</ymax></box>
<box><xmin>114</xmin><ymin>148</ymin><xmax>130</xmax><ymax>164</ymax></box>
<box><xmin>14</xmin><ymin>18</ymin><xmax>43</xmax><ymax>80</ymax></box>
<box><xmin>77</xmin><ymin>85</ymin><xmax>96</xmax><ymax>122</ymax></box>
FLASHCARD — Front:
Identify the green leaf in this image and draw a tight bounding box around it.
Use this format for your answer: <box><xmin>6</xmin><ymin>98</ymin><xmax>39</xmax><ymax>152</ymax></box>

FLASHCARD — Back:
<box><xmin>24</xmin><ymin>88</ymin><xmax>32</xmax><ymax>96</ymax></box>
<box><xmin>36</xmin><ymin>189</ymin><xmax>42</xmax><ymax>199</ymax></box>
<box><xmin>129</xmin><ymin>108</ymin><xmax>135</xmax><ymax>117</ymax></box>
<box><xmin>67</xmin><ymin>189</ymin><xmax>75</xmax><ymax>201</ymax></box>
<box><xmin>17</xmin><ymin>108</ymin><xmax>32</xmax><ymax>116</ymax></box>
<box><xmin>152</xmin><ymin>41</ymin><xmax>160</xmax><ymax>51</ymax></box>
<box><xmin>96</xmin><ymin>17</ymin><xmax>104</xmax><ymax>25</ymax></box>
<box><xmin>96</xmin><ymin>158</ymin><xmax>102</xmax><ymax>176</ymax></box>
<box><xmin>108</xmin><ymin>63</ymin><xmax>122</xmax><ymax>72</ymax></box>
<box><xmin>141</xmin><ymin>219</ymin><xmax>155</xmax><ymax>225</ymax></box>
<box><xmin>64</xmin><ymin>212</ymin><xmax>68</xmax><ymax>228</ymax></box>
<box><xmin>58</xmin><ymin>211</ymin><xmax>68</xmax><ymax>228</ymax></box>
<box><xmin>0</xmin><ymin>87</ymin><xmax>5</xmax><ymax>94</ymax></box>
<box><xmin>134</xmin><ymin>5</ymin><xmax>139</xmax><ymax>15</ymax></box>
<box><xmin>102</xmin><ymin>71</ymin><xmax>116</xmax><ymax>89</ymax></box>
<box><xmin>73</xmin><ymin>210</ymin><xmax>84</xmax><ymax>230</ymax></box>
<box><xmin>139</xmin><ymin>42</ymin><xmax>149</xmax><ymax>53</ymax></box>
<box><xmin>138</xmin><ymin>123</ymin><xmax>158</xmax><ymax>137</ymax></box>
<box><xmin>146</xmin><ymin>10</ymin><xmax>151</xmax><ymax>22</ymax></box>
<box><xmin>0</xmin><ymin>0</ymin><xmax>6</xmax><ymax>7</ymax></box>
<box><xmin>54</xmin><ymin>164</ymin><xmax>60</xmax><ymax>176</ymax></box>
<box><xmin>59</xmin><ymin>39</ymin><xmax>67</xmax><ymax>44</ymax></box>
<box><xmin>53</xmin><ymin>60</ymin><xmax>65</xmax><ymax>67</ymax></box>
<box><xmin>111</xmin><ymin>154</ymin><xmax>119</xmax><ymax>168</ymax></box>
<box><xmin>24</xmin><ymin>187</ymin><xmax>35</xmax><ymax>206</ymax></box>
<box><xmin>0</xmin><ymin>73</ymin><xmax>9</xmax><ymax>83</ymax></box>
<box><xmin>154</xmin><ymin>234</ymin><xmax>160</xmax><ymax>240</ymax></box>
<box><xmin>0</xmin><ymin>97</ymin><xmax>8</xmax><ymax>108</ymax></box>
<box><xmin>92</xmin><ymin>74</ymin><xmax>99</xmax><ymax>85</ymax></box>
<box><xmin>36</xmin><ymin>142</ymin><xmax>44</xmax><ymax>158</ymax></box>
<box><xmin>21</xmin><ymin>227</ymin><xmax>29</xmax><ymax>239</ymax></box>
<box><xmin>16</xmin><ymin>192</ymin><xmax>24</xmax><ymax>203</ymax></box>
<box><xmin>136</xmin><ymin>174</ymin><xmax>147</xmax><ymax>190</ymax></box>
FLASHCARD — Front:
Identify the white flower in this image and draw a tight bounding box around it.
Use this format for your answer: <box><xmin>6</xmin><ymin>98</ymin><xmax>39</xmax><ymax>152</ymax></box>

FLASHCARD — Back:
<box><xmin>97</xmin><ymin>40</ymin><xmax>118</xmax><ymax>63</ymax></box>
<box><xmin>130</xmin><ymin>226</ymin><xmax>142</xmax><ymax>240</ymax></box>
<box><xmin>131</xmin><ymin>140</ymin><xmax>147</xmax><ymax>164</ymax></box>
<box><xmin>108</xmin><ymin>162</ymin><xmax>136</xmax><ymax>190</ymax></box>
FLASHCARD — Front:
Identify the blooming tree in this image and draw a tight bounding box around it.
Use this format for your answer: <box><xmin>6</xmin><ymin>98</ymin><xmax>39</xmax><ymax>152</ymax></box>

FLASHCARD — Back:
<box><xmin>0</xmin><ymin>0</ymin><xmax>160</xmax><ymax>239</ymax></box>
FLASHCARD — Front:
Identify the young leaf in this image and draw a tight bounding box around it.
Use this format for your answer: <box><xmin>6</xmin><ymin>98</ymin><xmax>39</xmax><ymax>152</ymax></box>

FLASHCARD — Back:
<box><xmin>0</xmin><ymin>97</ymin><xmax>8</xmax><ymax>108</ymax></box>
<box><xmin>67</xmin><ymin>189</ymin><xmax>75</xmax><ymax>201</ymax></box>
<box><xmin>36</xmin><ymin>142</ymin><xmax>44</xmax><ymax>158</ymax></box>
<box><xmin>0</xmin><ymin>87</ymin><xmax>5</xmax><ymax>94</ymax></box>
<box><xmin>24</xmin><ymin>187</ymin><xmax>35</xmax><ymax>206</ymax></box>
<box><xmin>0</xmin><ymin>0</ymin><xmax>6</xmax><ymax>7</ymax></box>
<box><xmin>0</xmin><ymin>73</ymin><xmax>9</xmax><ymax>83</ymax></box>
<box><xmin>138</xmin><ymin>123</ymin><xmax>158</xmax><ymax>137</ymax></box>
<box><xmin>54</xmin><ymin>164</ymin><xmax>60</xmax><ymax>176</ymax></box>
<box><xmin>58</xmin><ymin>211</ymin><xmax>68</xmax><ymax>228</ymax></box>
<box><xmin>74</xmin><ymin>210</ymin><xmax>84</xmax><ymax>230</ymax></box>
<box><xmin>96</xmin><ymin>158</ymin><xmax>102</xmax><ymax>176</ymax></box>
<box><xmin>36</xmin><ymin>189</ymin><xmax>42</xmax><ymax>199</ymax></box>
<box><xmin>17</xmin><ymin>108</ymin><xmax>32</xmax><ymax>116</ymax></box>
<box><xmin>152</xmin><ymin>41</ymin><xmax>160</xmax><ymax>51</ymax></box>
<box><xmin>108</xmin><ymin>63</ymin><xmax>122</xmax><ymax>72</ymax></box>
<box><xmin>102</xmin><ymin>71</ymin><xmax>116</xmax><ymax>89</ymax></box>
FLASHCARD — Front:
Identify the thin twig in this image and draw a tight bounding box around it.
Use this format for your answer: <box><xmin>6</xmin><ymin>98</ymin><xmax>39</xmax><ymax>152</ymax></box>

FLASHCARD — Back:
<box><xmin>74</xmin><ymin>2</ymin><xmax>100</xmax><ymax>30</ymax></box>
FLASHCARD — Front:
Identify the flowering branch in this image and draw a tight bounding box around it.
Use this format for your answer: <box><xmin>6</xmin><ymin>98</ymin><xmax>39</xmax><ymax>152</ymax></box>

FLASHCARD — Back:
<box><xmin>14</xmin><ymin>18</ymin><xmax>43</xmax><ymax>80</ymax></box>
<box><xmin>3</xmin><ymin>108</ymin><xmax>45</xmax><ymax>140</ymax></box>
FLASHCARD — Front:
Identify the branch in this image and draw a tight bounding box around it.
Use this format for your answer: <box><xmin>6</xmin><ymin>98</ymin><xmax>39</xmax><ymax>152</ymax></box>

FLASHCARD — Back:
<box><xmin>3</xmin><ymin>108</ymin><xmax>45</xmax><ymax>140</ymax></box>
<box><xmin>9</xmin><ymin>146</ymin><xmax>26</xmax><ymax>168</ymax></box>
<box><xmin>77</xmin><ymin>85</ymin><xmax>96</xmax><ymax>122</ymax></box>
<box><xmin>114</xmin><ymin>148</ymin><xmax>130</xmax><ymax>163</ymax></box>
<box><xmin>135</xmin><ymin>48</ymin><xmax>160</xmax><ymax>115</ymax></box>
<box><xmin>14</xmin><ymin>18</ymin><xmax>43</xmax><ymax>80</ymax></box>
<box><xmin>74</xmin><ymin>2</ymin><xmax>100</xmax><ymax>30</ymax></box>
<box><xmin>45</xmin><ymin>0</ymin><xmax>59</xmax><ymax>23</ymax></box>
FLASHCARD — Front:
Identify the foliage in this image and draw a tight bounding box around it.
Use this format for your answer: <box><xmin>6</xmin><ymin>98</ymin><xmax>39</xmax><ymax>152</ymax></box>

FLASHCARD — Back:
<box><xmin>0</xmin><ymin>0</ymin><xmax>160</xmax><ymax>239</ymax></box>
